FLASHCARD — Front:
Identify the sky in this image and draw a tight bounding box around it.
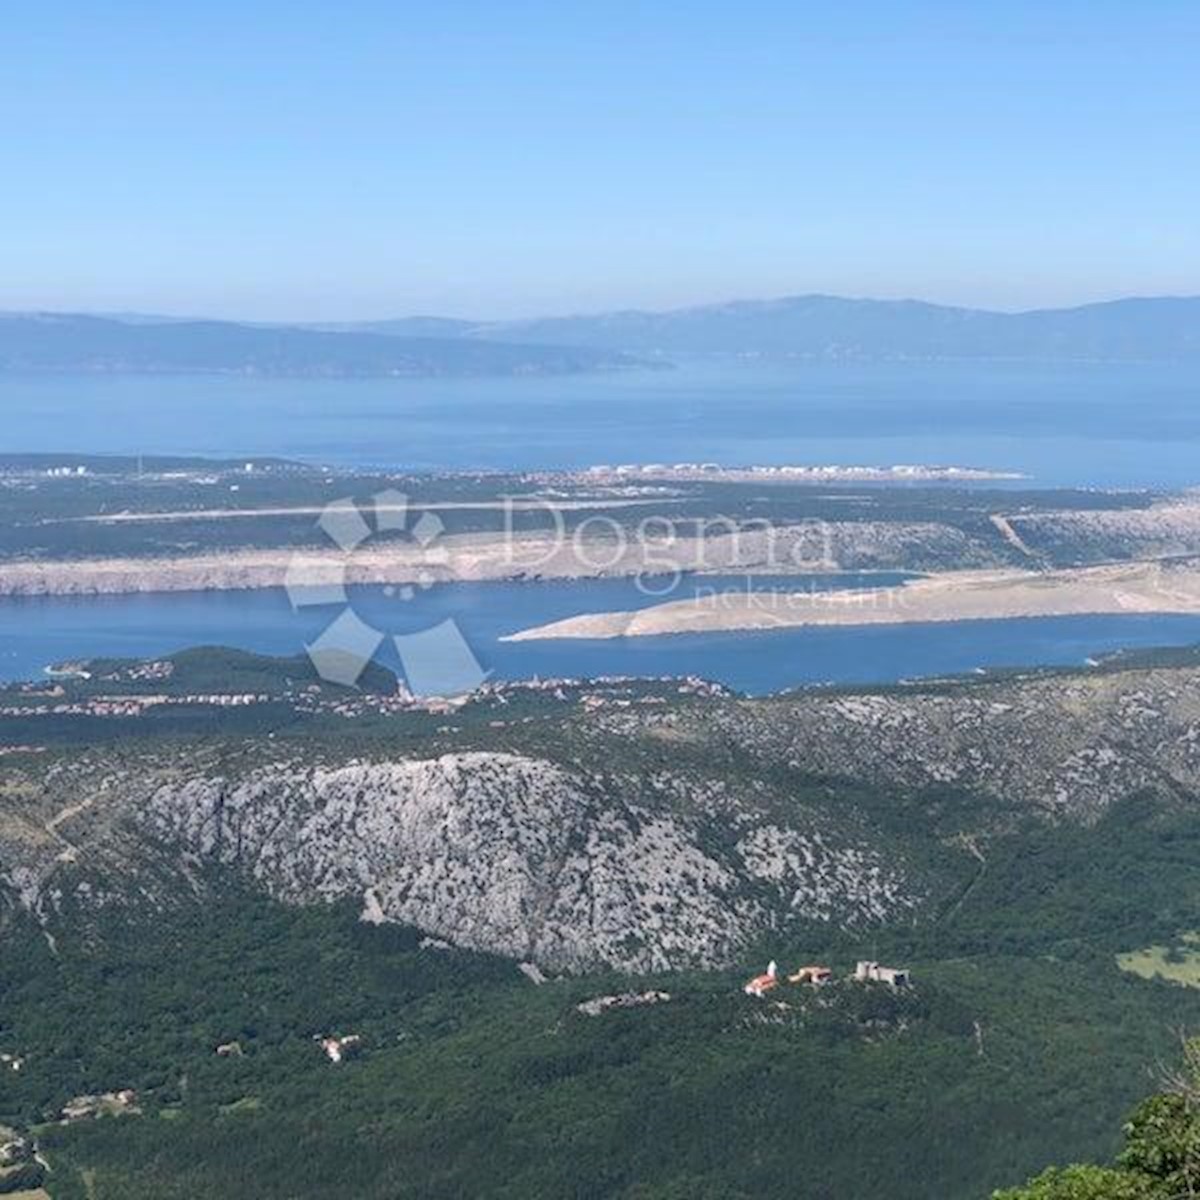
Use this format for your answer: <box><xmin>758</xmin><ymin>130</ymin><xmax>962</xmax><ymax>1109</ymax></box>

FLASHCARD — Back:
<box><xmin>2</xmin><ymin>1</ymin><xmax>1198</xmax><ymax>320</ymax></box>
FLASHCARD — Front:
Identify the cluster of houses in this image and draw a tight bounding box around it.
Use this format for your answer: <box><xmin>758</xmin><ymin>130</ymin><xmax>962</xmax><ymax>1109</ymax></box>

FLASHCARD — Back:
<box><xmin>99</xmin><ymin>659</ymin><xmax>176</xmax><ymax>683</ymax></box>
<box><xmin>743</xmin><ymin>959</ymin><xmax>910</xmax><ymax>997</ymax></box>
<box><xmin>3</xmin><ymin>692</ymin><xmax>269</xmax><ymax>719</ymax></box>
<box><xmin>38</xmin><ymin>464</ymin><xmax>90</xmax><ymax>478</ymax></box>
<box><xmin>6</xmin><ymin>664</ymin><xmax>734</xmax><ymax>728</ymax></box>
<box><xmin>289</xmin><ymin>673</ymin><xmax>728</xmax><ymax>722</ymax></box>
<box><xmin>580</xmin><ymin>462</ymin><xmax>1003</xmax><ymax>484</ymax></box>
<box><xmin>292</xmin><ymin>682</ymin><xmax>419</xmax><ymax>718</ymax></box>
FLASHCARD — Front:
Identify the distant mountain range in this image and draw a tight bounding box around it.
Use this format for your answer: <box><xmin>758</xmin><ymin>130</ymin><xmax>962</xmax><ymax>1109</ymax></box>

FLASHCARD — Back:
<box><xmin>0</xmin><ymin>313</ymin><xmax>644</xmax><ymax>378</ymax></box>
<box><xmin>2</xmin><ymin>295</ymin><xmax>1199</xmax><ymax>376</ymax></box>
<box><xmin>448</xmin><ymin>294</ymin><xmax>1200</xmax><ymax>361</ymax></box>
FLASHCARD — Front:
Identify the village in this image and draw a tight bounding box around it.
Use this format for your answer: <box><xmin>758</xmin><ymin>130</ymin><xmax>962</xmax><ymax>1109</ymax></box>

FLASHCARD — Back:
<box><xmin>0</xmin><ymin>659</ymin><xmax>730</xmax><ymax>726</ymax></box>
<box><xmin>0</xmin><ymin>692</ymin><xmax>270</xmax><ymax>719</ymax></box>
<box><xmin>0</xmin><ymin>945</ymin><xmax>916</xmax><ymax>1194</ymax></box>
<box><xmin>743</xmin><ymin>959</ymin><xmax>911</xmax><ymax>997</ymax></box>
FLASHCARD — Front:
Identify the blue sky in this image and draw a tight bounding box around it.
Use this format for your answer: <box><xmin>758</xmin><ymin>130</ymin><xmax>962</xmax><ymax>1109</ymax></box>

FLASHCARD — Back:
<box><xmin>2</xmin><ymin>2</ymin><xmax>1198</xmax><ymax>319</ymax></box>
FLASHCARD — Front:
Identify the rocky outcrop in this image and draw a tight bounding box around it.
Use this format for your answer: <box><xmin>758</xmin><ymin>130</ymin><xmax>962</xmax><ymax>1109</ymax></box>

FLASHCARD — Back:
<box><xmin>608</xmin><ymin>666</ymin><xmax>1200</xmax><ymax>821</ymax></box>
<box><xmin>1012</xmin><ymin>500</ymin><xmax>1200</xmax><ymax>566</ymax></box>
<box><xmin>0</xmin><ymin>519</ymin><xmax>1008</xmax><ymax>597</ymax></box>
<box><xmin>135</xmin><ymin>752</ymin><xmax>914</xmax><ymax>972</ymax></box>
<box><xmin>14</xmin><ymin>659</ymin><xmax>1200</xmax><ymax>970</ymax></box>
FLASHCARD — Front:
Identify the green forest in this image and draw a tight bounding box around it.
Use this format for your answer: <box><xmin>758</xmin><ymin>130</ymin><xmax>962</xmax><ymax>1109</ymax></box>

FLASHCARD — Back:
<box><xmin>2</xmin><ymin>863</ymin><xmax>1200</xmax><ymax>1199</ymax></box>
<box><xmin>6</xmin><ymin>651</ymin><xmax>1200</xmax><ymax>1197</ymax></box>
<box><xmin>995</xmin><ymin>1037</ymin><xmax>1200</xmax><ymax>1198</ymax></box>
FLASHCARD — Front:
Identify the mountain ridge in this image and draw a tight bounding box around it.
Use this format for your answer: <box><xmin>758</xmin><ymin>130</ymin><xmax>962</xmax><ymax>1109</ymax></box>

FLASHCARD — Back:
<box><xmin>469</xmin><ymin>292</ymin><xmax>1200</xmax><ymax>358</ymax></box>
<box><xmin>5</xmin><ymin>293</ymin><xmax>1198</xmax><ymax>373</ymax></box>
<box><xmin>9</xmin><ymin>648</ymin><xmax>1200</xmax><ymax>971</ymax></box>
<box><xmin>0</xmin><ymin>311</ymin><xmax>646</xmax><ymax>378</ymax></box>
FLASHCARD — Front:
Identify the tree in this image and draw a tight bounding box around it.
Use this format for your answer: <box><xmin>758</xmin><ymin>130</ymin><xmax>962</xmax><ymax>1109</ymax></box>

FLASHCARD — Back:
<box><xmin>992</xmin><ymin>1165</ymin><xmax>1153</xmax><ymax>1200</ymax></box>
<box><xmin>995</xmin><ymin>1038</ymin><xmax>1200</xmax><ymax>1199</ymax></box>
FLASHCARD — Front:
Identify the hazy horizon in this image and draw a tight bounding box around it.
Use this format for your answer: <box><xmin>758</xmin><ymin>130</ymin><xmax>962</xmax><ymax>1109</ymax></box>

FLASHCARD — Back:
<box><xmin>5</xmin><ymin>288</ymin><xmax>1200</xmax><ymax>328</ymax></box>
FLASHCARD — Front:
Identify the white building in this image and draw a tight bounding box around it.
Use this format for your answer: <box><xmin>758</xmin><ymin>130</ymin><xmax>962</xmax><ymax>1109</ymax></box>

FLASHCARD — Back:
<box><xmin>854</xmin><ymin>961</ymin><xmax>910</xmax><ymax>987</ymax></box>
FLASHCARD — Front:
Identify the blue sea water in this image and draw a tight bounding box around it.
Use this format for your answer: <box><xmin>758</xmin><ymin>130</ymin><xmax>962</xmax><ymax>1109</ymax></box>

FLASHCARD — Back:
<box><xmin>5</xmin><ymin>577</ymin><xmax>1200</xmax><ymax>695</ymax></box>
<box><xmin>3</xmin><ymin>358</ymin><xmax>1200</xmax><ymax>487</ymax></box>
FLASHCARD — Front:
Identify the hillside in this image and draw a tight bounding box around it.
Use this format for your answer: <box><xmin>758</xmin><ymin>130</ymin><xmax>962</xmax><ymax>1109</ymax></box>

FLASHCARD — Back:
<box><xmin>6</xmin><ymin>296</ymin><xmax>1200</xmax><ymax>375</ymax></box>
<box><xmin>7</xmin><ymin>651</ymin><xmax>1200</xmax><ymax>1195</ymax></box>
<box><xmin>7</xmin><ymin>652</ymin><xmax>1200</xmax><ymax>968</ymax></box>
<box><xmin>430</xmin><ymin>294</ymin><xmax>1200</xmax><ymax>361</ymax></box>
<box><xmin>0</xmin><ymin>313</ymin><xmax>644</xmax><ymax>378</ymax></box>
<box><xmin>483</xmin><ymin>294</ymin><xmax>1200</xmax><ymax>359</ymax></box>
<box><xmin>5</xmin><ymin>893</ymin><xmax>1199</xmax><ymax>1200</ymax></box>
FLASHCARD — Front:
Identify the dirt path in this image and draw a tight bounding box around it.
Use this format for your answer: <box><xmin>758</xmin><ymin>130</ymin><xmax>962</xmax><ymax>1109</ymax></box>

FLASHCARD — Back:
<box><xmin>44</xmin><ymin>792</ymin><xmax>101</xmax><ymax>861</ymax></box>
<box><xmin>939</xmin><ymin>834</ymin><xmax>988</xmax><ymax>925</ymax></box>
<box><xmin>990</xmin><ymin>513</ymin><xmax>1036</xmax><ymax>559</ymax></box>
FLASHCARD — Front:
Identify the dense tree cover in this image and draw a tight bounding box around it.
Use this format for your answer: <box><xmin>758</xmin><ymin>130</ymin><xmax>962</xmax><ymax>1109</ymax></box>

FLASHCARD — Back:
<box><xmin>995</xmin><ymin>1167</ymin><xmax>1155</xmax><ymax>1199</ymax></box>
<box><xmin>995</xmin><ymin>1040</ymin><xmax>1200</xmax><ymax>1199</ymax></box>
<box><xmin>2</xmin><ymin>873</ymin><xmax>1200</xmax><ymax>1199</ymax></box>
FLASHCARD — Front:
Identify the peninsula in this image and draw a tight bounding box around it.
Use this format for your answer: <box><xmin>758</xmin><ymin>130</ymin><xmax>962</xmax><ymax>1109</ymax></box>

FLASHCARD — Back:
<box><xmin>502</xmin><ymin>559</ymin><xmax>1200</xmax><ymax>640</ymax></box>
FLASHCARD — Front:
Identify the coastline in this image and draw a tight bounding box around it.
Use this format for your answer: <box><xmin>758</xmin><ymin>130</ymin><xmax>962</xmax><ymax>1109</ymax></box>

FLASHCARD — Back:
<box><xmin>500</xmin><ymin>561</ymin><xmax>1200</xmax><ymax>641</ymax></box>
